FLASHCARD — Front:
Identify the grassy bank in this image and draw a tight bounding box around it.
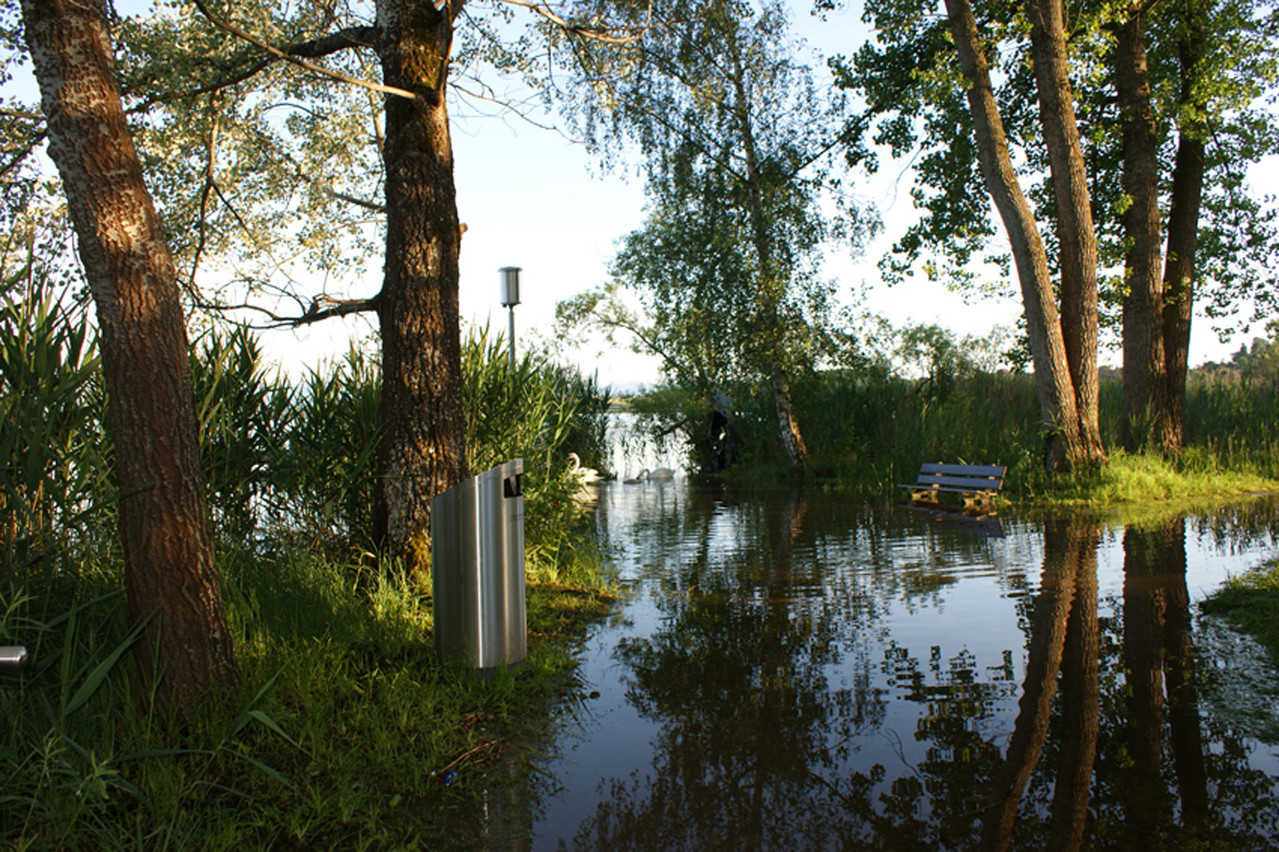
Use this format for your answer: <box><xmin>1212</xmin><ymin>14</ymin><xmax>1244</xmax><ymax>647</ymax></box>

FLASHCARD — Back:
<box><xmin>646</xmin><ymin>338</ymin><xmax>1279</xmax><ymax>506</ymax></box>
<box><xmin>3</xmin><ymin>543</ymin><xmax>615</xmax><ymax>849</ymax></box>
<box><xmin>1</xmin><ymin>282</ymin><xmax>617</xmax><ymax>849</ymax></box>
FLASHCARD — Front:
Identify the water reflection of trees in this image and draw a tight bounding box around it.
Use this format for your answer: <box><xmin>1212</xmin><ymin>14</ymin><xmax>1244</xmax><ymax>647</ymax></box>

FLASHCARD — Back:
<box><xmin>875</xmin><ymin>514</ymin><xmax>1279</xmax><ymax>850</ymax></box>
<box><xmin>565</xmin><ymin>490</ymin><xmax>878</xmax><ymax>849</ymax></box>
<box><xmin>562</xmin><ymin>496</ymin><xmax>1279</xmax><ymax>849</ymax></box>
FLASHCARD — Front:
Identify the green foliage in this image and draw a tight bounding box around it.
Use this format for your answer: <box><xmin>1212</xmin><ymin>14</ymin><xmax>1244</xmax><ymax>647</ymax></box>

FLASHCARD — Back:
<box><xmin>0</xmin><ymin>267</ymin><xmax>112</xmax><ymax>582</ymax></box>
<box><xmin>0</xmin><ymin>246</ymin><xmax>609</xmax><ymax>562</ymax></box>
<box><xmin>656</xmin><ymin>321</ymin><xmax>1279</xmax><ymax>499</ymax></box>
<box><xmin>0</xmin><ymin>297</ymin><xmax>615</xmax><ymax>847</ymax></box>
<box><xmin>273</xmin><ymin>344</ymin><xmax>382</xmax><ymax>555</ymax></box>
<box><xmin>113</xmin><ymin>0</ymin><xmax>389</xmax><ymax>295</ymax></box>
<box><xmin>460</xmin><ymin>325</ymin><xmax>611</xmax><ymax>567</ymax></box>
<box><xmin>2</xmin><ymin>533</ymin><xmax>612</xmax><ymax>848</ymax></box>
<box><xmin>834</xmin><ymin>0</ymin><xmax>1279</xmax><ymax>329</ymax></box>
<box><xmin>189</xmin><ymin>328</ymin><xmax>294</xmax><ymax>541</ymax></box>
<box><xmin>556</xmin><ymin>0</ymin><xmax>875</xmax><ymax>408</ymax></box>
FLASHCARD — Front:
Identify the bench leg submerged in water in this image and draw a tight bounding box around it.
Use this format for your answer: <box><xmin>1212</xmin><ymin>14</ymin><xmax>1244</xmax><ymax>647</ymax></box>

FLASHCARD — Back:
<box><xmin>905</xmin><ymin>487</ymin><xmax>997</xmax><ymax>513</ymax></box>
<box><xmin>907</xmin><ymin>487</ymin><xmax>941</xmax><ymax>506</ymax></box>
<box><xmin>961</xmin><ymin>491</ymin><xmax>995</xmax><ymax>512</ymax></box>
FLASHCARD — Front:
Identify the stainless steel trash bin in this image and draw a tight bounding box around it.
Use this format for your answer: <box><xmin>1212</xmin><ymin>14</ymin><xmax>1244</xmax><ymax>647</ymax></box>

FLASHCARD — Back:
<box><xmin>431</xmin><ymin>459</ymin><xmax>526</xmax><ymax>672</ymax></box>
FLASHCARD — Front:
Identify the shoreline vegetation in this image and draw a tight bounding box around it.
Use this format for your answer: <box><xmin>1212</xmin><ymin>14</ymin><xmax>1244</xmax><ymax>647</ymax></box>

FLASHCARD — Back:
<box><xmin>5</xmin><ymin>305</ymin><xmax>1279</xmax><ymax>847</ymax></box>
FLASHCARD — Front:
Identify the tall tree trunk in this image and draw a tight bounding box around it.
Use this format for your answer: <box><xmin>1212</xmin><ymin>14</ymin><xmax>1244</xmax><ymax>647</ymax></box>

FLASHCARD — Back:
<box><xmin>1027</xmin><ymin>0</ymin><xmax>1107</xmax><ymax>465</ymax></box>
<box><xmin>21</xmin><ymin>0</ymin><xmax>238</xmax><ymax>715</ymax></box>
<box><xmin>1162</xmin><ymin>0</ymin><xmax>1208</xmax><ymax>450</ymax></box>
<box><xmin>946</xmin><ymin>0</ymin><xmax>1088</xmax><ymax>472</ymax></box>
<box><xmin>1116</xmin><ymin>7</ymin><xmax>1173</xmax><ymax>453</ymax></box>
<box><xmin>727</xmin><ymin>39</ymin><xmax>809</xmax><ymax>472</ymax></box>
<box><xmin>373</xmin><ymin>0</ymin><xmax>468</xmax><ymax>573</ymax></box>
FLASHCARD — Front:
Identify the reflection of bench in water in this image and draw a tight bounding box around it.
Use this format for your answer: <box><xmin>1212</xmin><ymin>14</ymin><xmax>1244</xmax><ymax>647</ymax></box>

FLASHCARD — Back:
<box><xmin>905</xmin><ymin>504</ymin><xmax>1005</xmax><ymax>538</ymax></box>
<box><xmin>898</xmin><ymin>462</ymin><xmax>1005</xmax><ymax>512</ymax></box>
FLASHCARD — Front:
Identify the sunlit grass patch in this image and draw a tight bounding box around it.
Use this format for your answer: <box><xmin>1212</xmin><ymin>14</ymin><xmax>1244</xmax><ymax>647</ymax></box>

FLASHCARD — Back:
<box><xmin>1038</xmin><ymin>451</ymin><xmax>1279</xmax><ymax>507</ymax></box>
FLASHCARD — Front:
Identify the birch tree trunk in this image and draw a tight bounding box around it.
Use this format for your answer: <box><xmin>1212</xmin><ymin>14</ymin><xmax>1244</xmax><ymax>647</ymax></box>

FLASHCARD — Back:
<box><xmin>21</xmin><ymin>0</ymin><xmax>239</xmax><ymax>715</ymax></box>
<box><xmin>728</xmin><ymin>38</ymin><xmax>810</xmax><ymax>472</ymax></box>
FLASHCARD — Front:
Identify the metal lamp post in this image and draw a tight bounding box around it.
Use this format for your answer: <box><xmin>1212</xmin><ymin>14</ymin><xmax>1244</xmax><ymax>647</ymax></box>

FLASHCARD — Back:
<box><xmin>499</xmin><ymin>266</ymin><xmax>521</xmax><ymax>371</ymax></box>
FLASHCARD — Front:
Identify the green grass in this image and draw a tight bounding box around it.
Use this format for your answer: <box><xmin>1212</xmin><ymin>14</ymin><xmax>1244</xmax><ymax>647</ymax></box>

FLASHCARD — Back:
<box><xmin>0</xmin><ymin>282</ymin><xmax>619</xmax><ymax>849</ymax></box>
<box><xmin>1017</xmin><ymin>450</ymin><xmax>1279</xmax><ymax>508</ymax></box>
<box><xmin>2</xmin><ymin>540</ymin><xmax>616</xmax><ymax>849</ymax></box>
<box><xmin>674</xmin><ymin>362</ymin><xmax>1279</xmax><ymax>508</ymax></box>
<box><xmin>1201</xmin><ymin>559</ymin><xmax>1279</xmax><ymax>667</ymax></box>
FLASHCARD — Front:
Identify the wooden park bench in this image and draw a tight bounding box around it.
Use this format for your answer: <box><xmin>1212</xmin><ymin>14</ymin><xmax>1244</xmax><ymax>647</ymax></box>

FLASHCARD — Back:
<box><xmin>898</xmin><ymin>462</ymin><xmax>1006</xmax><ymax>512</ymax></box>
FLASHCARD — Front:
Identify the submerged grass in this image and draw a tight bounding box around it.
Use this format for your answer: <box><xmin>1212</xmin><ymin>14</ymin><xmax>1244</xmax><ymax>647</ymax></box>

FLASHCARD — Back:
<box><xmin>1201</xmin><ymin>559</ymin><xmax>1279</xmax><ymax>669</ymax></box>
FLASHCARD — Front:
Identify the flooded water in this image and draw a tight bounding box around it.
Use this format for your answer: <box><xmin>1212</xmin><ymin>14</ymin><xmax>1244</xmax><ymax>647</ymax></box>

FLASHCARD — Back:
<box><xmin>521</xmin><ymin>484</ymin><xmax>1279</xmax><ymax>850</ymax></box>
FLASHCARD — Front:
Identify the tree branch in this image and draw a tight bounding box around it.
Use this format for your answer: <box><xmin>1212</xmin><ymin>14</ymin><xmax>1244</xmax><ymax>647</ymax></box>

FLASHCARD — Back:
<box><xmin>499</xmin><ymin>0</ymin><xmax>652</xmax><ymax>45</ymax></box>
<box><xmin>190</xmin><ymin>0</ymin><xmax>416</xmax><ymax>100</ymax></box>
<box><xmin>0</xmin><ymin>127</ymin><xmax>46</xmax><ymax>182</ymax></box>
<box><xmin>287</xmin><ymin>26</ymin><xmax>379</xmax><ymax>58</ymax></box>
<box><xmin>186</xmin><ymin>283</ymin><xmax>379</xmax><ymax>329</ymax></box>
<box><xmin>288</xmin><ymin>293</ymin><xmax>381</xmax><ymax>327</ymax></box>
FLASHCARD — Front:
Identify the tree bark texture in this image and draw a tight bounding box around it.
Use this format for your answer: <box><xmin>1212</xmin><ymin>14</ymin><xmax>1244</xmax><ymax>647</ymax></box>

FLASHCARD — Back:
<box><xmin>1162</xmin><ymin>1</ymin><xmax>1208</xmax><ymax>451</ymax></box>
<box><xmin>373</xmin><ymin>0</ymin><xmax>468</xmax><ymax>573</ymax></box>
<box><xmin>1026</xmin><ymin>0</ymin><xmax>1106</xmax><ymax>465</ymax></box>
<box><xmin>945</xmin><ymin>0</ymin><xmax>1088</xmax><ymax>472</ymax></box>
<box><xmin>21</xmin><ymin>0</ymin><xmax>239</xmax><ymax>714</ymax></box>
<box><xmin>1116</xmin><ymin>7</ymin><xmax>1173</xmax><ymax>453</ymax></box>
<box><xmin>769</xmin><ymin>368</ymin><xmax>809</xmax><ymax>471</ymax></box>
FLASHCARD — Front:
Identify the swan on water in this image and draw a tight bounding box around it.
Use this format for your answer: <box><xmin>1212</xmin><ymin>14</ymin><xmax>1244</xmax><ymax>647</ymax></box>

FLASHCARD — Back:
<box><xmin>648</xmin><ymin>467</ymin><xmax>675</xmax><ymax>482</ymax></box>
<box><xmin>623</xmin><ymin>469</ymin><xmax>650</xmax><ymax>484</ymax></box>
<box><xmin>567</xmin><ymin>452</ymin><xmax>601</xmax><ymax>485</ymax></box>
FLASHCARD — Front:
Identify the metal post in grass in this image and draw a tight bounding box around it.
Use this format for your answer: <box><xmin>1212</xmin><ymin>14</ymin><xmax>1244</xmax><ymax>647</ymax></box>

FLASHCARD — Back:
<box><xmin>0</xmin><ymin>645</ymin><xmax>27</xmax><ymax>672</ymax></box>
<box><xmin>499</xmin><ymin>266</ymin><xmax>520</xmax><ymax>372</ymax></box>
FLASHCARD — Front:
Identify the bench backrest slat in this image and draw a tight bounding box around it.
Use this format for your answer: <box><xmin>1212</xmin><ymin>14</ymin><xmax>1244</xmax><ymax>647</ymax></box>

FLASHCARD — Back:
<box><xmin>919</xmin><ymin>462</ymin><xmax>1006</xmax><ymax>479</ymax></box>
<box><xmin>916</xmin><ymin>474</ymin><xmax>1003</xmax><ymax>490</ymax></box>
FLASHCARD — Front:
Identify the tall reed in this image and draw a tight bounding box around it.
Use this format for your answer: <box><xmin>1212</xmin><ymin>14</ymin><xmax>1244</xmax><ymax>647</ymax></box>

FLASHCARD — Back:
<box><xmin>659</xmin><ymin>325</ymin><xmax>1279</xmax><ymax>498</ymax></box>
<box><xmin>0</xmin><ymin>267</ymin><xmax>113</xmax><ymax>584</ymax></box>
<box><xmin>2</xmin><ymin>302</ymin><xmax>614</xmax><ymax>847</ymax></box>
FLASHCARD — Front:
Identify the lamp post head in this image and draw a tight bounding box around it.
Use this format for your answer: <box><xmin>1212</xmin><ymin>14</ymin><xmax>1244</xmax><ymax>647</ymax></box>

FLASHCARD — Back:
<box><xmin>499</xmin><ymin>267</ymin><xmax>521</xmax><ymax>307</ymax></box>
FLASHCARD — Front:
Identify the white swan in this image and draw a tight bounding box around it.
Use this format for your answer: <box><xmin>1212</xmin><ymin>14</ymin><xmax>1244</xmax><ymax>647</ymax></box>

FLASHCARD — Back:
<box><xmin>623</xmin><ymin>469</ymin><xmax>650</xmax><ymax>484</ymax></box>
<box><xmin>567</xmin><ymin>452</ymin><xmax>601</xmax><ymax>485</ymax></box>
<box><xmin>648</xmin><ymin>467</ymin><xmax>675</xmax><ymax>482</ymax></box>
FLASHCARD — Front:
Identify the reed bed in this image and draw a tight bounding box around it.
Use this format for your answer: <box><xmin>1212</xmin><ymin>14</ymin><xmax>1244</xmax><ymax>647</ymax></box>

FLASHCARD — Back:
<box><xmin>1</xmin><ymin>271</ymin><xmax>612</xmax><ymax>848</ymax></box>
<box><xmin>654</xmin><ymin>329</ymin><xmax>1279</xmax><ymax>501</ymax></box>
